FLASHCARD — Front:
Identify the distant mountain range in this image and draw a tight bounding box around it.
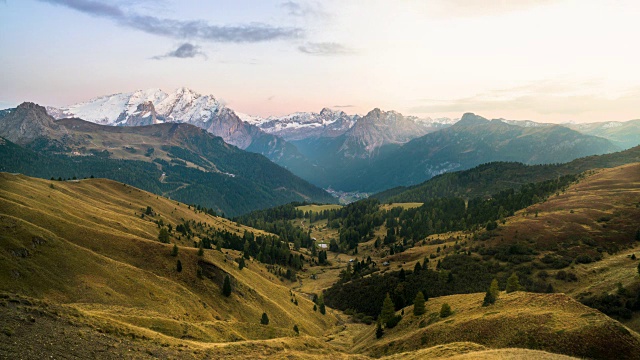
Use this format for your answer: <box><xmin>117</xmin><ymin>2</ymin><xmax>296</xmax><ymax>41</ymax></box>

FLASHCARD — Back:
<box><xmin>0</xmin><ymin>102</ymin><xmax>334</xmax><ymax>216</ymax></box>
<box><xmin>9</xmin><ymin>87</ymin><xmax>640</xmax><ymax>195</ymax></box>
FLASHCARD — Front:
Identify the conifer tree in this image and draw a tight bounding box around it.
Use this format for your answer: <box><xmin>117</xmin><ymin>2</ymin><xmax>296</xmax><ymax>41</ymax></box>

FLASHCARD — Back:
<box><xmin>171</xmin><ymin>243</ymin><xmax>178</xmax><ymax>256</ymax></box>
<box><xmin>380</xmin><ymin>293</ymin><xmax>395</xmax><ymax>325</ymax></box>
<box><xmin>293</xmin><ymin>324</ymin><xmax>299</xmax><ymax>335</ymax></box>
<box><xmin>375</xmin><ymin>320</ymin><xmax>384</xmax><ymax>339</ymax></box>
<box><xmin>158</xmin><ymin>228</ymin><xmax>169</xmax><ymax>244</ymax></box>
<box><xmin>222</xmin><ymin>275</ymin><xmax>232</xmax><ymax>297</ymax></box>
<box><xmin>506</xmin><ymin>272</ymin><xmax>521</xmax><ymax>293</ymax></box>
<box><xmin>238</xmin><ymin>257</ymin><xmax>246</xmax><ymax>270</ymax></box>
<box><xmin>483</xmin><ymin>287</ymin><xmax>496</xmax><ymax>306</ymax></box>
<box><xmin>318</xmin><ymin>295</ymin><xmax>327</xmax><ymax>315</ymax></box>
<box><xmin>197</xmin><ymin>241</ymin><xmax>204</xmax><ymax>257</ymax></box>
<box><xmin>260</xmin><ymin>312</ymin><xmax>269</xmax><ymax>325</ymax></box>
<box><xmin>440</xmin><ymin>303</ymin><xmax>452</xmax><ymax>318</ymax></box>
<box><xmin>413</xmin><ymin>291</ymin><xmax>426</xmax><ymax>316</ymax></box>
<box><xmin>176</xmin><ymin>259</ymin><xmax>182</xmax><ymax>273</ymax></box>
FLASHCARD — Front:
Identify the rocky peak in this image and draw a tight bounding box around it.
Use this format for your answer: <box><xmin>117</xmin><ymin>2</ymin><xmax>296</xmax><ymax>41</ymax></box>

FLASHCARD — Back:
<box><xmin>0</xmin><ymin>102</ymin><xmax>66</xmax><ymax>145</ymax></box>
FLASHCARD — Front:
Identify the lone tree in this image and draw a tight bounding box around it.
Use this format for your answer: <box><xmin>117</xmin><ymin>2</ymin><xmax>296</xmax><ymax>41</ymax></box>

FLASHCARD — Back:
<box><xmin>238</xmin><ymin>257</ymin><xmax>246</xmax><ymax>270</ymax></box>
<box><xmin>506</xmin><ymin>272</ymin><xmax>521</xmax><ymax>293</ymax></box>
<box><xmin>197</xmin><ymin>241</ymin><xmax>204</xmax><ymax>257</ymax></box>
<box><xmin>375</xmin><ymin>320</ymin><xmax>384</xmax><ymax>339</ymax></box>
<box><xmin>318</xmin><ymin>295</ymin><xmax>326</xmax><ymax>315</ymax></box>
<box><xmin>380</xmin><ymin>293</ymin><xmax>396</xmax><ymax>325</ymax></box>
<box><xmin>260</xmin><ymin>312</ymin><xmax>269</xmax><ymax>325</ymax></box>
<box><xmin>158</xmin><ymin>228</ymin><xmax>170</xmax><ymax>244</ymax></box>
<box><xmin>171</xmin><ymin>243</ymin><xmax>179</xmax><ymax>256</ymax></box>
<box><xmin>440</xmin><ymin>303</ymin><xmax>452</xmax><ymax>318</ymax></box>
<box><xmin>483</xmin><ymin>278</ymin><xmax>500</xmax><ymax>306</ymax></box>
<box><xmin>222</xmin><ymin>275</ymin><xmax>232</xmax><ymax>297</ymax></box>
<box><xmin>413</xmin><ymin>291</ymin><xmax>426</xmax><ymax>316</ymax></box>
<box><xmin>176</xmin><ymin>259</ymin><xmax>182</xmax><ymax>273</ymax></box>
<box><xmin>293</xmin><ymin>324</ymin><xmax>299</xmax><ymax>335</ymax></box>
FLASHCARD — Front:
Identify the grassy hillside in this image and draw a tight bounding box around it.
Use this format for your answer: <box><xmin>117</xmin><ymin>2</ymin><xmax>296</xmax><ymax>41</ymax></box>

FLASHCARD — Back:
<box><xmin>0</xmin><ymin>173</ymin><xmax>345</xmax><ymax>357</ymax></box>
<box><xmin>355</xmin><ymin>292</ymin><xmax>640</xmax><ymax>359</ymax></box>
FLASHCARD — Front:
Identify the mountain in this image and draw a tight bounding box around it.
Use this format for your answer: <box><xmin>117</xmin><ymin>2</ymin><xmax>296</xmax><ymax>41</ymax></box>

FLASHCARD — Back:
<box><xmin>331</xmin><ymin>113</ymin><xmax>619</xmax><ymax>192</ymax></box>
<box><xmin>373</xmin><ymin>144</ymin><xmax>640</xmax><ymax>203</ymax></box>
<box><xmin>239</xmin><ymin>107</ymin><xmax>359</xmax><ymax>141</ymax></box>
<box><xmin>500</xmin><ymin>118</ymin><xmax>640</xmax><ymax>150</ymax></box>
<box><xmin>0</xmin><ymin>102</ymin><xmax>68</xmax><ymax>146</ymax></box>
<box><xmin>565</xmin><ymin>119</ymin><xmax>640</xmax><ymax>150</ymax></box>
<box><xmin>0</xmin><ymin>102</ymin><xmax>335</xmax><ymax>216</ymax></box>
<box><xmin>46</xmin><ymin>87</ymin><xmax>308</xmax><ymax>166</ymax></box>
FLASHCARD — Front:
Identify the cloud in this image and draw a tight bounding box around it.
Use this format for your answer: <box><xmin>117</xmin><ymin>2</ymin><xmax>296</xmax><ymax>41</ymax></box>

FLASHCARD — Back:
<box><xmin>152</xmin><ymin>43</ymin><xmax>206</xmax><ymax>60</ymax></box>
<box><xmin>38</xmin><ymin>0</ymin><xmax>303</xmax><ymax>43</ymax></box>
<box><xmin>298</xmin><ymin>42</ymin><xmax>355</xmax><ymax>56</ymax></box>
<box><xmin>333</xmin><ymin>104</ymin><xmax>355</xmax><ymax>108</ymax></box>
<box><xmin>281</xmin><ymin>1</ymin><xmax>328</xmax><ymax>18</ymax></box>
<box><xmin>411</xmin><ymin>80</ymin><xmax>640</xmax><ymax>119</ymax></box>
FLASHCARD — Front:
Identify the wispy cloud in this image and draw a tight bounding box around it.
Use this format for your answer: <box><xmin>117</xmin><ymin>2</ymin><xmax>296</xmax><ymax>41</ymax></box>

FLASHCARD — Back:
<box><xmin>298</xmin><ymin>42</ymin><xmax>355</xmax><ymax>56</ymax></box>
<box><xmin>152</xmin><ymin>43</ymin><xmax>206</xmax><ymax>60</ymax></box>
<box><xmin>38</xmin><ymin>0</ymin><xmax>303</xmax><ymax>43</ymax></box>
<box><xmin>281</xmin><ymin>1</ymin><xmax>328</xmax><ymax>19</ymax></box>
<box><xmin>411</xmin><ymin>80</ymin><xmax>640</xmax><ymax>118</ymax></box>
<box><xmin>333</xmin><ymin>104</ymin><xmax>355</xmax><ymax>108</ymax></box>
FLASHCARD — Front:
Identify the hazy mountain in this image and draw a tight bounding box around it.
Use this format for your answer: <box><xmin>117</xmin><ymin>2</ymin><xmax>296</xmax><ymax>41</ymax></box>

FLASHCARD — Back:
<box><xmin>329</xmin><ymin>113</ymin><xmax>619</xmax><ymax>192</ymax></box>
<box><xmin>0</xmin><ymin>102</ymin><xmax>335</xmax><ymax>216</ymax></box>
<box><xmin>564</xmin><ymin>119</ymin><xmax>640</xmax><ymax>150</ymax></box>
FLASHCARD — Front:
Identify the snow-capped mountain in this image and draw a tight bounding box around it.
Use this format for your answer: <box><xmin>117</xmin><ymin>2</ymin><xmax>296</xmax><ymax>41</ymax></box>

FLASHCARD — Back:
<box><xmin>239</xmin><ymin>108</ymin><xmax>359</xmax><ymax>141</ymax></box>
<box><xmin>47</xmin><ymin>87</ymin><xmax>256</xmax><ymax>149</ymax></box>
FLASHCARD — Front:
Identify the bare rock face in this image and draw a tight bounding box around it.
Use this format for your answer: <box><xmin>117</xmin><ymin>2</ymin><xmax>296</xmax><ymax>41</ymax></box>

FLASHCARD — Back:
<box><xmin>338</xmin><ymin>108</ymin><xmax>433</xmax><ymax>158</ymax></box>
<box><xmin>0</xmin><ymin>102</ymin><xmax>67</xmax><ymax>145</ymax></box>
<box><xmin>120</xmin><ymin>101</ymin><xmax>160</xmax><ymax>127</ymax></box>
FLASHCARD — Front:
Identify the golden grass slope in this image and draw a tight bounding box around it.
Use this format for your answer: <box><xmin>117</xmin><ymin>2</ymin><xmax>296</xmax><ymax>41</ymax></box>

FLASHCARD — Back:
<box><xmin>0</xmin><ymin>173</ymin><xmax>339</xmax><ymax>353</ymax></box>
<box><xmin>354</xmin><ymin>291</ymin><xmax>640</xmax><ymax>359</ymax></box>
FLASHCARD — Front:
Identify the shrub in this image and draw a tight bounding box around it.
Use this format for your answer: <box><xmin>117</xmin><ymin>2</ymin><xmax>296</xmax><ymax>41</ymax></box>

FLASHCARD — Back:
<box><xmin>260</xmin><ymin>312</ymin><xmax>269</xmax><ymax>325</ymax></box>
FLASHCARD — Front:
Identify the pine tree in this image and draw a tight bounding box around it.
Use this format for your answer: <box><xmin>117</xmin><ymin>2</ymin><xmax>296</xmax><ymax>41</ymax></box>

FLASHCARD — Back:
<box><xmin>482</xmin><ymin>288</ymin><xmax>496</xmax><ymax>306</ymax></box>
<box><xmin>171</xmin><ymin>243</ymin><xmax>179</xmax><ymax>256</ymax></box>
<box><xmin>158</xmin><ymin>228</ymin><xmax>169</xmax><ymax>244</ymax></box>
<box><xmin>439</xmin><ymin>303</ymin><xmax>452</xmax><ymax>318</ymax></box>
<box><xmin>197</xmin><ymin>241</ymin><xmax>204</xmax><ymax>256</ymax></box>
<box><xmin>222</xmin><ymin>275</ymin><xmax>232</xmax><ymax>297</ymax></box>
<box><xmin>489</xmin><ymin>278</ymin><xmax>499</xmax><ymax>298</ymax></box>
<box><xmin>413</xmin><ymin>291</ymin><xmax>426</xmax><ymax>316</ymax></box>
<box><xmin>176</xmin><ymin>259</ymin><xmax>182</xmax><ymax>272</ymax></box>
<box><xmin>506</xmin><ymin>272</ymin><xmax>521</xmax><ymax>293</ymax></box>
<box><xmin>380</xmin><ymin>293</ymin><xmax>395</xmax><ymax>325</ymax></box>
<box><xmin>293</xmin><ymin>324</ymin><xmax>299</xmax><ymax>335</ymax></box>
<box><xmin>414</xmin><ymin>261</ymin><xmax>422</xmax><ymax>273</ymax></box>
<box><xmin>375</xmin><ymin>320</ymin><xmax>384</xmax><ymax>339</ymax></box>
<box><xmin>238</xmin><ymin>257</ymin><xmax>246</xmax><ymax>270</ymax></box>
<box><xmin>260</xmin><ymin>312</ymin><xmax>269</xmax><ymax>325</ymax></box>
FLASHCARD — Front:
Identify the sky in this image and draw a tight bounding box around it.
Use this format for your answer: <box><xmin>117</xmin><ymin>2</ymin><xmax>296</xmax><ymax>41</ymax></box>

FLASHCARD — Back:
<box><xmin>1</xmin><ymin>0</ymin><xmax>639</xmax><ymax>123</ymax></box>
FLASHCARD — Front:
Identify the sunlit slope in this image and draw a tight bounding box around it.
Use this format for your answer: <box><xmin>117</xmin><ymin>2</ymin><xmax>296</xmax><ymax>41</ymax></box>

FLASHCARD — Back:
<box><xmin>0</xmin><ymin>173</ymin><xmax>336</xmax><ymax>343</ymax></box>
<box><xmin>355</xmin><ymin>292</ymin><xmax>640</xmax><ymax>360</ymax></box>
